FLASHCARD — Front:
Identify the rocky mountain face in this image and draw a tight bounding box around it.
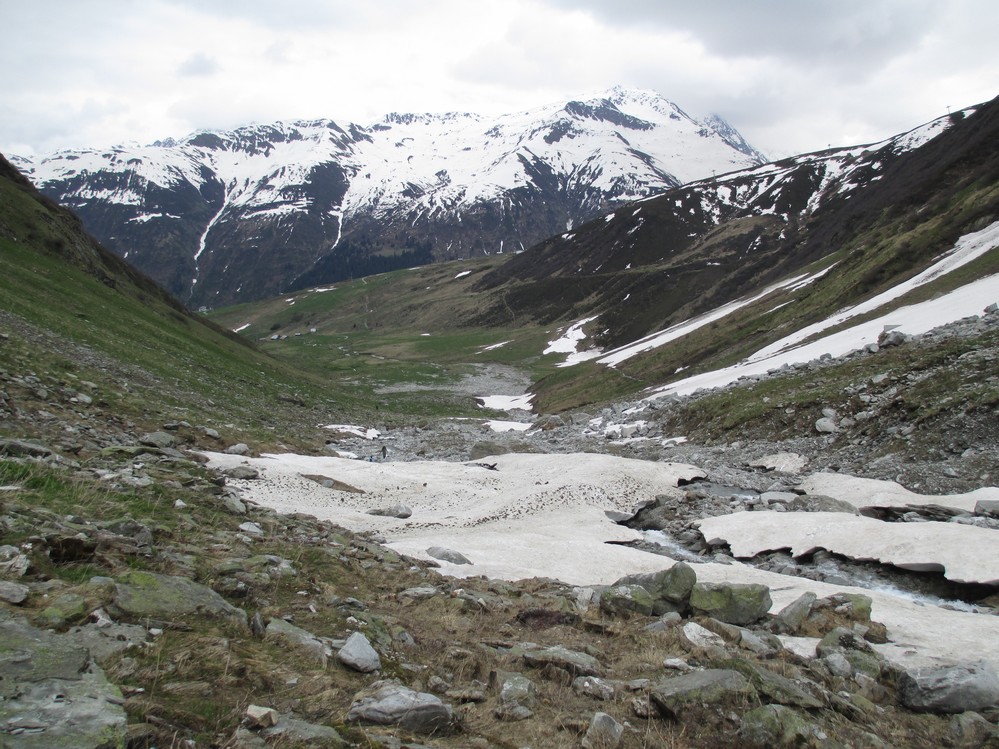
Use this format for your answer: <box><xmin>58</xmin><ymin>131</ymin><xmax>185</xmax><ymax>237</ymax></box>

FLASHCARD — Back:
<box><xmin>15</xmin><ymin>87</ymin><xmax>765</xmax><ymax>307</ymax></box>
<box><xmin>474</xmin><ymin>96</ymin><xmax>999</xmax><ymax>352</ymax></box>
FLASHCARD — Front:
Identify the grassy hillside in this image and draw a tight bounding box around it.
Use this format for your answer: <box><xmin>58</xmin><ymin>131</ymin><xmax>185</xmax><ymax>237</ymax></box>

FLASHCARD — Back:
<box><xmin>0</xmin><ymin>155</ymin><xmax>369</xmax><ymax>451</ymax></box>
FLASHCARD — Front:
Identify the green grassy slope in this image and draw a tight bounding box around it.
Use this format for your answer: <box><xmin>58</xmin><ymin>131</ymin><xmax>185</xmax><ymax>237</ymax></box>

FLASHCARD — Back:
<box><xmin>0</xmin><ymin>154</ymin><xmax>367</xmax><ymax>450</ymax></box>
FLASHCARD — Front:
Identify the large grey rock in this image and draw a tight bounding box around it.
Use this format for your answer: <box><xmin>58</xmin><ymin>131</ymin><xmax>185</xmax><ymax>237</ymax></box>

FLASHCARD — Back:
<box><xmin>492</xmin><ymin>670</ymin><xmax>537</xmax><ymax>721</ymax></box>
<box><xmin>336</xmin><ymin>631</ymin><xmax>381</xmax><ymax>673</ymax></box>
<box><xmin>265</xmin><ymin>618</ymin><xmax>327</xmax><ymax>665</ymax></box>
<box><xmin>814</xmin><ymin>417</ymin><xmax>838</xmax><ymax>434</ymax></box>
<box><xmin>680</xmin><ymin>621</ymin><xmax>725</xmax><ymax>651</ymax></box>
<box><xmin>523</xmin><ymin>645</ymin><xmax>601</xmax><ymax>676</ymax></box>
<box><xmin>650</xmin><ymin>669</ymin><xmax>756</xmax><ymax>719</ymax></box>
<box><xmin>224</xmin><ymin>465</ymin><xmax>260</xmax><ymax>480</ymax></box>
<box><xmin>599</xmin><ymin>584</ymin><xmax>654</xmax><ymax>617</ymax></box>
<box><xmin>582</xmin><ymin>711</ymin><xmax>624</xmax><ymax>749</ymax></box>
<box><xmin>898</xmin><ymin>661</ymin><xmax>999</xmax><ymax>713</ymax></box>
<box><xmin>0</xmin><ymin>545</ymin><xmax>30</xmax><ymax>578</ymax></box>
<box><xmin>975</xmin><ymin>499</ymin><xmax>999</xmax><ymax>518</ymax></box>
<box><xmin>690</xmin><ymin>582</ymin><xmax>772</xmax><ymax>625</ymax></box>
<box><xmin>260</xmin><ymin>716</ymin><xmax>346</xmax><ymax>746</ymax></box>
<box><xmin>426</xmin><ymin>546</ymin><xmax>472</xmax><ymax>565</ymax></box>
<box><xmin>110</xmin><ymin>570</ymin><xmax>247</xmax><ymax>627</ymax></box>
<box><xmin>139</xmin><ymin>431</ymin><xmax>175</xmax><ymax>448</ymax></box>
<box><xmin>721</xmin><ymin>659</ymin><xmax>824</xmax><ymax>709</ymax></box>
<box><xmin>738</xmin><ymin>704</ymin><xmax>820</xmax><ymax>748</ymax></box>
<box><xmin>615</xmin><ymin>562</ymin><xmax>697</xmax><ymax>615</ymax></box>
<box><xmin>0</xmin><ymin>579</ymin><xmax>30</xmax><ymax>603</ymax></box>
<box><xmin>345</xmin><ymin>681</ymin><xmax>454</xmax><ymax>734</ymax></box>
<box><xmin>0</xmin><ymin>438</ymin><xmax>53</xmax><ymax>457</ymax></box>
<box><xmin>771</xmin><ymin>592</ymin><xmax>816</xmax><ymax>634</ymax></box>
<box><xmin>0</xmin><ymin>615</ymin><xmax>127</xmax><ymax>748</ymax></box>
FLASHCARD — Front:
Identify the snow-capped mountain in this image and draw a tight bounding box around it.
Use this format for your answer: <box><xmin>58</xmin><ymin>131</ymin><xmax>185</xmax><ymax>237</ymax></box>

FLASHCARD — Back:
<box><xmin>474</xmin><ymin>100</ymin><xmax>998</xmax><ymax>357</ymax></box>
<box><xmin>16</xmin><ymin>88</ymin><xmax>765</xmax><ymax>307</ymax></box>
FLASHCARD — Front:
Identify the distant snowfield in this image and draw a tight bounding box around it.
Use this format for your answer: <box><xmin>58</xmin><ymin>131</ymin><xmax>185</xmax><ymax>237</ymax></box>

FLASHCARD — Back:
<box><xmin>204</xmin><ymin>450</ymin><xmax>999</xmax><ymax>672</ymax></box>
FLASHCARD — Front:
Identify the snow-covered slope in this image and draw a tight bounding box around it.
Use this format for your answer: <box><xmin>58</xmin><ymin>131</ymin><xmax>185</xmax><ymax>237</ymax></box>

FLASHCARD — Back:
<box><xmin>18</xmin><ymin>87</ymin><xmax>765</xmax><ymax>306</ymax></box>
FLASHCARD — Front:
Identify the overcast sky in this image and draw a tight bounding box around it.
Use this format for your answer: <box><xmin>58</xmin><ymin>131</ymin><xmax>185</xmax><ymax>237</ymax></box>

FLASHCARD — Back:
<box><xmin>3</xmin><ymin>0</ymin><xmax>997</xmax><ymax>160</ymax></box>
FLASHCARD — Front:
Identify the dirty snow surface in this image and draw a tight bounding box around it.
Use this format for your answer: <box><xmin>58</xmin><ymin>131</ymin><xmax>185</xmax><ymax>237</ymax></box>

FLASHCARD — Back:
<box><xmin>204</xmin><ymin>450</ymin><xmax>999</xmax><ymax>673</ymax></box>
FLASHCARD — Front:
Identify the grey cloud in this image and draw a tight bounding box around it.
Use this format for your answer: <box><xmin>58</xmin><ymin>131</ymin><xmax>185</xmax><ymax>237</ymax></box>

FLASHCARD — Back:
<box><xmin>542</xmin><ymin>0</ymin><xmax>942</xmax><ymax>70</ymax></box>
<box><xmin>178</xmin><ymin>53</ymin><xmax>220</xmax><ymax>77</ymax></box>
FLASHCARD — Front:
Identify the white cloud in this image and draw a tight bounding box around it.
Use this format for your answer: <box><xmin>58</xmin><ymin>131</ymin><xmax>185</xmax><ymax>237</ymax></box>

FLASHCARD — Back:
<box><xmin>1</xmin><ymin>0</ymin><xmax>995</xmax><ymax>160</ymax></box>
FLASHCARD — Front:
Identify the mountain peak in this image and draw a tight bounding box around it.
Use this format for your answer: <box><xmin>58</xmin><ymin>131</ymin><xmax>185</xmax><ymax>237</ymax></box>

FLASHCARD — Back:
<box><xmin>21</xmin><ymin>88</ymin><xmax>766</xmax><ymax>307</ymax></box>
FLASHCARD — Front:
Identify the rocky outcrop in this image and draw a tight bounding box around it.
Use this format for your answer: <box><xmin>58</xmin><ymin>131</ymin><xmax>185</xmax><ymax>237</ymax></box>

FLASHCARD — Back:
<box><xmin>345</xmin><ymin>681</ymin><xmax>454</xmax><ymax>735</ymax></box>
<box><xmin>0</xmin><ymin>614</ymin><xmax>127</xmax><ymax>748</ymax></box>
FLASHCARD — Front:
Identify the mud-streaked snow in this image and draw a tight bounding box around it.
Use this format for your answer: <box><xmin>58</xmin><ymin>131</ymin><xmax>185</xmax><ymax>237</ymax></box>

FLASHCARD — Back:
<box><xmin>202</xmin><ymin>449</ymin><xmax>999</xmax><ymax>672</ymax></box>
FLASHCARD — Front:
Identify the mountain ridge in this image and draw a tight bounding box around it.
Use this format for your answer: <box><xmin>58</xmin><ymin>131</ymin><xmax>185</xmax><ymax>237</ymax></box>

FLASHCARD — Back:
<box><xmin>15</xmin><ymin>87</ymin><xmax>765</xmax><ymax>307</ymax></box>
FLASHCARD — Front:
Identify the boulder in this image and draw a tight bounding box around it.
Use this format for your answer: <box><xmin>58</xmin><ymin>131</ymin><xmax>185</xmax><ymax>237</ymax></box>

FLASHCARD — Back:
<box><xmin>975</xmin><ymin>499</ymin><xmax>999</xmax><ymax>518</ymax></box>
<box><xmin>492</xmin><ymin>670</ymin><xmax>537</xmax><ymax>721</ymax></box>
<box><xmin>37</xmin><ymin>592</ymin><xmax>88</xmax><ymax>629</ymax></box>
<box><xmin>680</xmin><ymin>621</ymin><xmax>725</xmax><ymax>651</ymax></box>
<box><xmin>738</xmin><ymin>704</ymin><xmax>820</xmax><ymax>748</ymax></box>
<box><xmin>599</xmin><ymin>584</ymin><xmax>654</xmax><ymax>617</ymax></box>
<box><xmin>689</xmin><ymin>582</ymin><xmax>772</xmax><ymax>625</ymax></box>
<box><xmin>260</xmin><ymin>716</ymin><xmax>346</xmax><ymax>746</ymax></box>
<box><xmin>582</xmin><ymin>711</ymin><xmax>624</xmax><ymax>749</ymax></box>
<box><xmin>265</xmin><ymin>618</ymin><xmax>327</xmax><ymax>665</ymax></box>
<box><xmin>345</xmin><ymin>681</ymin><xmax>454</xmax><ymax>734</ymax></box>
<box><xmin>749</xmin><ymin>452</ymin><xmax>808</xmax><ymax>474</ymax></box>
<box><xmin>719</xmin><ymin>659</ymin><xmax>824</xmax><ymax>709</ymax></box>
<box><xmin>426</xmin><ymin>546</ymin><xmax>472</xmax><ymax>565</ymax></box>
<box><xmin>337</xmin><ymin>631</ymin><xmax>381</xmax><ymax>673</ymax></box>
<box><xmin>0</xmin><ymin>438</ymin><xmax>52</xmax><ymax>458</ymax></box>
<box><xmin>898</xmin><ymin>661</ymin><xmax>999</xmax><ymax>713</ymax></box>
<box><xmin>814</xmin><ymin>417</ymin><xmax>838</xmax><ymax>434</ymax></box>
<box><xmin>523</xmin><ymin>645</ymin><xmax>602</xmax><ymax>676</ymax></box>
<box><xmin>771</xmin><ymin>592</ymin><xmax>816</xmax><ymax>634</ymax></box>
<box><xmin>573</xmin><ymin>675</ymin><xmax>615</xmax><ymax>701</ymax></box>
<box><xmin>0</xmin><ymin>616</ymin><xmax>127</xmax><ymax>748</ymax></box>
<box><xmin>139</xmin><ymin>431</ymin><xmax>176</xmax><ymax>448</ymax></box>
<box><xmin>224</xmin><ymin>465</ymin><xmax>260</xmax><ymax>480</ymax></box>
<box><xmin>0</xmin><ymin>579</ymin><xmax>29</xmax><ymax>604</ymax></box>
<box><xmin>650</xmin><ymin>669</ymin><xmax>756</xmax><ymax>719</ymax></box>
<box><xmin>614</xmin><ymin>561</ymin><xmax>697</xmax><ymax>615</ymax></box>
<box><xmin>110</xmin><ymin>570</ymin><xmax>247</xmax><ymax>628</ymax></box>
<box><xmin>225</xmin><ymin>443</ymin><xmax>250</xmax><ymax>455</ymax></box>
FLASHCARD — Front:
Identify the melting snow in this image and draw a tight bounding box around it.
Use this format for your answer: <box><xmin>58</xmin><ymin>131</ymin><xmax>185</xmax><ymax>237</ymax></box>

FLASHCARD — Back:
<box><xmin>322</xmin><ymin>424</ymin><xmax>381</xmax><ymax>440</ymax></box>
<box><xmin>477</xmin><ymin>393</ymin><xmax>534</xmax><ymax>411</ymax></box>
<box><xmin>485</xmin><ymin>420</ymin><xmax>532</xmax><ymax>433</ymax></box>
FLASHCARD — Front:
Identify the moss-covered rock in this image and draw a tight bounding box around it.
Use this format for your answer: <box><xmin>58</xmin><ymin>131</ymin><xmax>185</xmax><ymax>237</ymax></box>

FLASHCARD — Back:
<box><xmin>599</xmin><ymin>584</ymin><xmax>655</xmax><ymax>617</ymax></box>
<box><xmin>615</xmin><ymin>561</ymin><xmax>697</xmax><ymax>615</ymax></box>
<box><xmin>690</xmin><ymin>582</ymin><xmax>772</xmax><ymax>625</ymax></box>
<box><xmin>650</xmin><ymin>669</ymin><xmax>757</xmax><ymax>719</ymax></box>
<box><xmin>738</xmin><ymin>704</ymin><xmax>821</xmax><ymax>748</ymax></box>
<box><xmin>110</xmin><ymin>569</ymin><xmax>247</xmax><ymax>628</ymax></box>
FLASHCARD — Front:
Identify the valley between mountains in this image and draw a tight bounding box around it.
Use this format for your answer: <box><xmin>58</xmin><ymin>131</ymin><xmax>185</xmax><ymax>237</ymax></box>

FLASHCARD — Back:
<box><xmin>2</xmin><ymin>92</ymin><xmax>999</xmax><ymax>748</ymax></box>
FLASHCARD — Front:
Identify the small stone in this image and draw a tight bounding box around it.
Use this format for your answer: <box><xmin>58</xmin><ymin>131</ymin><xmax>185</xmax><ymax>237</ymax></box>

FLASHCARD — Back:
<box><xmin>245</xmin><ymin>704</ymin><xmax>279</xmax><ymax>728</ymax></box>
